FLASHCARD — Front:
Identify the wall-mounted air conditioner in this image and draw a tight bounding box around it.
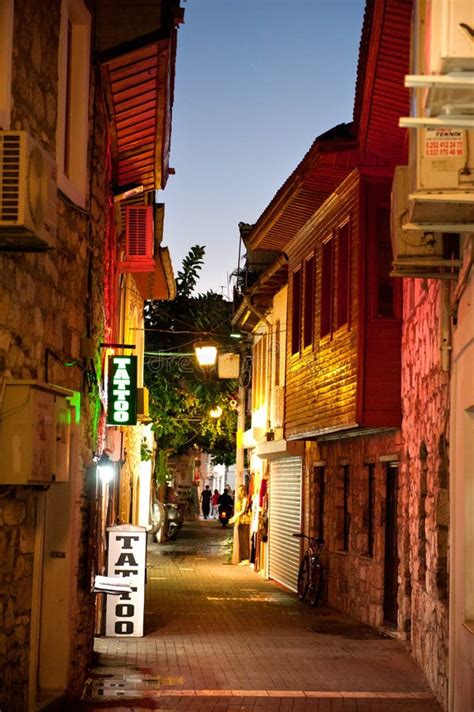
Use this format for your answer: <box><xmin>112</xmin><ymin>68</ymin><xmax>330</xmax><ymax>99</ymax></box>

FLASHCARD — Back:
<box><xmin>0</xmin><ymin>131</ymin><xmax>57</xmax><ymax>251</ymax></box>
<box><xmin>0</xmin><ymin>380</ymin><xmax>73</xmax><ymax>484</ymax></box>
<box><xmin>390</xmin><ymin>166</ymin><xmax>461</xmax><ymax>278</ymax></box>
<box><xmin>406</xmin><ymin>129</ymin><xmax>474</xmax><ymax>228</ymax></box>
<box><xmin>425</xmin><ymin>0</ymin><xmax>474</xmax><ymax>75</ymax></box>
<box><xmin>118</xmin><ymin>205</ymin><xmax>155</xmax><ymax>273</ymax></box>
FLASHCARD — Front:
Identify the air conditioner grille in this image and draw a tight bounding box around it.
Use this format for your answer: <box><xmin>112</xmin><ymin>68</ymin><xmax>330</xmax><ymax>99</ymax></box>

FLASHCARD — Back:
<box><xmin>126</xmin><ymin>206</ymin><xmax>150</xmax><ymax>257</ymax></box>
<box><xmin>0</xmin><ymin>134</ymin><xmax>21</xmax><ymax>222</ymax></box>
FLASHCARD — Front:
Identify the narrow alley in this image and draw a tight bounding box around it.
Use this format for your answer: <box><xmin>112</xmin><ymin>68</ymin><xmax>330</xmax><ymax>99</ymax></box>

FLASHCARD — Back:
<box><xmin>78</xmin><ymin>522</ymin><xmax>441</xmax><ymax>712</ymax></box>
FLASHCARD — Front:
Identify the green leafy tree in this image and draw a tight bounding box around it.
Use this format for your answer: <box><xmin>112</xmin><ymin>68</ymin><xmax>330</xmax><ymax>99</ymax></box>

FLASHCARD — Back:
<box><xmin>144</xmin><ymin>246</ymin><xmax>238</xmax><ymax>473</ymax></box>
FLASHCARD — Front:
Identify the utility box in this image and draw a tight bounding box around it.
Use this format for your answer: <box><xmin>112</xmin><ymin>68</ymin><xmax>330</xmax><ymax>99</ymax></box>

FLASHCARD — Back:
<box><xmin>0</xmin><ymin>380</ymin><xmax>73</xmax><ymax>484</ymax></box>
<box><xmin>218</xmin><ymin>353</ymin><xmax>240</xmax><ymax>379</ymax></box>
<box><xmin>105</xmin><ymin>524</ymin><xmax>147</xmax><ymax>637</ymax></box>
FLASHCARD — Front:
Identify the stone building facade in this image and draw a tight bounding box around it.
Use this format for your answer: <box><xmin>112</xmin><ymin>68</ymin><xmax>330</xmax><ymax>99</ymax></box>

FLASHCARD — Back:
<box><xmin>0</xmin><ymin>2</ymin><xmax>103</xmax><ymax>708</ymax></box>
<box><xmin>233</xmin><ymin>1</ymin><xmax>455</xmax><ymax>709</ymax></box>
<box><xmin>302</xmin><ymin>432</ymin><xmax>402</xmax><ymax>629</ymax></box>
<box><xmin>0</xmin><ymin>0</ymin><xmax>182</xmax><ymax>709</ymax></box>
<box><xmin>397</xmin><ymin>279</ymin><xmax>450</xmax><ymax>707</ymax></box>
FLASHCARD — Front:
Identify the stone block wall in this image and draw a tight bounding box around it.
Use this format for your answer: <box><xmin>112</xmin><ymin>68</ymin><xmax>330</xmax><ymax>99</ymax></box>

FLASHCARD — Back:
<box><xmin>0</xmin><ymin>1</ymin><xmax>111</xmax><ymax>708</ymax></box>
<box><xmin>399</xmin><ymin>278</ymin><xmax>449</xmax><ymax>709</ymax></box>
<box><xmin>304</xmin><ymin>429</ymin><xmax>402</xmax><ymax>630</ymax></box>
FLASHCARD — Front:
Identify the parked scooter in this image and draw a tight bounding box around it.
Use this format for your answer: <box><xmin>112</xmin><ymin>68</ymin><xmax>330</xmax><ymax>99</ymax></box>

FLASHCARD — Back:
<box><xmin>164</xmin><ymin>502</ymin><xmax>183</xmax><ymax>540</ymax></box>
<box><xmin>150</xmin><ymin>499</ymin><xmax>166</xmax><ymax>543</ymax></box>
<box><xmin>218</xmin><ymin>497</ymin><xmax>234</xmax><ymax>528</ymax></box>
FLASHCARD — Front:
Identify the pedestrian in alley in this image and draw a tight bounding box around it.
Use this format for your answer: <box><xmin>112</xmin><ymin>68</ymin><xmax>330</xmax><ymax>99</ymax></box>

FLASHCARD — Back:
<box><xmin>200</xmin><ymin>485</ymin><xmax>212</xmax><ymax>519</ymax></box>
<box><xmin>211</xmin><ymin>488</ymin><xmax>220</xmax><ymax>518</ymax></box>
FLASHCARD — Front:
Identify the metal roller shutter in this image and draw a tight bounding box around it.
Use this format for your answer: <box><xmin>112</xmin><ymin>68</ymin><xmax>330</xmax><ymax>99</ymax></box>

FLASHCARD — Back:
<box><xmin>268</xmin><ymin>457</ymin><xmax>302</xmax><ymax>592</ymax></box>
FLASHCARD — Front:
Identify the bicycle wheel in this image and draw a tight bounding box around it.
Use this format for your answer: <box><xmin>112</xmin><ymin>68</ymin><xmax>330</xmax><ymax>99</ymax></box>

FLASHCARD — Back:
<box><xmin>309</xmin><ymin>563</ymin><xmax>324</xmax><ymax>607</ymax></box>
<box><xmin>297</xmin><ymin>555</ymin><xmax>310</xmax><ymax>601</ymax></box>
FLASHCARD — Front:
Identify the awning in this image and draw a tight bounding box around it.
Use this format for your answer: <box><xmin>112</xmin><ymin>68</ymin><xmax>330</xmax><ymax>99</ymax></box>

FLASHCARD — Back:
<box><xmin>102</xmin><ymin>38</ymin><xmax>174</xmax><ymax>192</ymax></box>
<box><xmin>133</xmin><ymin>247</ymin><xmax>176</xmax><ymax>301</ymax></box>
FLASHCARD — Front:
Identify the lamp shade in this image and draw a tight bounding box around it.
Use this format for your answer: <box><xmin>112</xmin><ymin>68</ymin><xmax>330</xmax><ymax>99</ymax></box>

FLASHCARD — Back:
<box><xmin>194</xmin><ymin>341</ymin><xmax>218</xmax><ymax>367</ymax></box>
<box><xmin>97</xmin><ymin>452</ymin><xmax>115</xmax><ymax>484</ymax></box>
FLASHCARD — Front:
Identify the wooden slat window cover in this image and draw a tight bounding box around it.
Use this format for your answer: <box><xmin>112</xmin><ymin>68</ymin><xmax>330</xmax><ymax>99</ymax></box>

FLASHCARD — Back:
<box><xmin>303</xmin><ymin>255</ymin><xmax>315</xmax><ymax>349</ymax></box>
<box><xmin>375</xmin><ymin>207</ymin><xmax>396</xmax><ymax>318</ymax></box>
<box><xmin>320</xmin><ymin>238</ymin><xmax>333</xmax><ymax>338</ymax></box>
<box><xmin>274</xmin><ymin>319</ymin><xmax>281</xmax><ymax>386</ymax></box>
<box><xmin>252</xmin><ymin>335</ymin><xmax>267</xmax><ymax>410</ymax></box>
<box><xmin>336</xmin><ymin>222</ymin><xmax>350</xmax><ymax>329</ymax></box>
<box><xmin>291</xmin><ymin>268</ymin><xmax>302</xmax><ymax>355</ymax></box>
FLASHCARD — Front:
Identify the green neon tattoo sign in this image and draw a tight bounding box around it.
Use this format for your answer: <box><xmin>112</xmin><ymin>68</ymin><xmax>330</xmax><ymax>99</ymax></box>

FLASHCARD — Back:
<box><xmin>107</xmin><ymin>355</ymin><xmax>137</xmax><ymax>426</ymax></box>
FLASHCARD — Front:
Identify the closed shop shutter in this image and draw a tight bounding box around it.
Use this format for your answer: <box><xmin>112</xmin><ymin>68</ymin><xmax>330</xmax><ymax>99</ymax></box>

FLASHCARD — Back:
<box><xmin>268</xmin><ymin>457</ymin><xmax>302</xmax><ymax>592</ymax></box>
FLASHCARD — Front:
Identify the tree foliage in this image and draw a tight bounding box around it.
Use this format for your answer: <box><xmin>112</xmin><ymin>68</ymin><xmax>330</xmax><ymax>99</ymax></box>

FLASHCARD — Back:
<box><xmin>144</xmin><ymin>246</ymin><xmax>238</xmax><ymax>467</ymax></box>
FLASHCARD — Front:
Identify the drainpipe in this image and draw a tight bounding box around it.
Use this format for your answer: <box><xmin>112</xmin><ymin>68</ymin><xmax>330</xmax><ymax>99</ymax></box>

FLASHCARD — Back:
<box><xmin>440</xmin><ymin>281</ymin><xmax>452</xmax><ymax>373</ymax></box>
<box><xmin>235</xmin><ymin>298</ymin><xmax>272</xmax><ymax>488</ymax></box>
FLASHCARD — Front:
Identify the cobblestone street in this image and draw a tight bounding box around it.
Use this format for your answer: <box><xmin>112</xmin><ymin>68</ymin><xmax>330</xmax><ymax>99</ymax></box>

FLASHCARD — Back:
<box><xmin>77</xmin><ymin>521</ymin><xmax>442</xmax><ymax>712</ymax></box>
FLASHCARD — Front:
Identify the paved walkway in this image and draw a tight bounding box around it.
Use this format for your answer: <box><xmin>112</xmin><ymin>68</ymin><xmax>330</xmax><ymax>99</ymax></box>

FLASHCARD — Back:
<box><xmin>78</xmin><ymin>520</ymin><xmax>442</xmax><ymax>711</ymax></box>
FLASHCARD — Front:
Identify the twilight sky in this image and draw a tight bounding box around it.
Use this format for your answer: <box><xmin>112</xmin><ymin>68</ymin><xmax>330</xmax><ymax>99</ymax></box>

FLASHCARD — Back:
<box><xmin>162</xmin><ymin>0</ymin><xmax>366</xmax><ymax>296</ymax></box>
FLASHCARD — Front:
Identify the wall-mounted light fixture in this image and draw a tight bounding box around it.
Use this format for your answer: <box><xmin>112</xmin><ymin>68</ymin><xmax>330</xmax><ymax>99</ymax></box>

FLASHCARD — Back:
<box><xmin>97</xmin><ymin>451</ymin><xmax>115</xmax><ymax>484</ymax></box>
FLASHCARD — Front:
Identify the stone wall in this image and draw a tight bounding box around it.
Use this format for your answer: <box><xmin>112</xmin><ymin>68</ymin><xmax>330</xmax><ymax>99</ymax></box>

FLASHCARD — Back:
<box><xmin>304</xmin><ymin>430</ymin><xmax>402</xmax><ymax>630</ymax></box>
<box><xmin>399</xmin><ymin>278</ymin><xmax>449</xmax><ymax>709</ymax></box>
<box><xmin>0</xmin><ymin>0</ymin><xmax>110</xmax><ymax>708</ymax></box>
<box><xmin>0</xmin><ymin>488</ymin><xmax>37</xmax><ymax>708</ymax></box>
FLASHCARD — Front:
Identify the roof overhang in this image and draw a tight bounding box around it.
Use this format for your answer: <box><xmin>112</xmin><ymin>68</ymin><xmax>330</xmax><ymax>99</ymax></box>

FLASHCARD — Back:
<box><xmin>245</xmin><ymin>129</ymin><xmax>359</xmax><ymax>252</ymax></box>
<box><xmin>133</xmin><ymin>246</ymin><xmax>176</xmax><ymax>301</ymax></box>
<box><xmin>100</xmin><ymin>29</ymin><xmax>178</xmax><ymax>193</ymax></box>
<box><xmin>232</xmin><ymin>254</ymin><xmax>288</xmax><ymax>331</ymax></box>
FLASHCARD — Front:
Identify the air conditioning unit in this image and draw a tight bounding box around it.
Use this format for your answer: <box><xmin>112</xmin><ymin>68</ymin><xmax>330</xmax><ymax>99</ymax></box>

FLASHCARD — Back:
<box><xmin>391</xmin><ymin>166</ymin><xmax>461</xmax><ymax>278</ymax></box>
<box><xmin>0</xmin><ymin>131</ymin><xmax>57</xmax><ymax>251</ymax></box>
<box><xmin>425</xmin><ymin>0</ymin><xmax>474</xmax><ymax>75</ymax></box>
<box><xmin>402</xmin><ymin>1</ymin><xmax>474</xmax><ymax>118</ymax></box>
<box><xmin>217</xmin><ymin>353</ymin><xmax>240</xmax><ymax>379</ymax></box>
<box><xmin>407</xmin><ymin>129</ymin><xmax>474</xmax><ymax>228</ymax></box>
<box><xmin>118</xmin><ymin>205</ymin><xmax>155</xmax><ymax>272</ymax></box>
<box><xmin>0</xmin><ymin>380</ymin><xmax>73</xmax><ymax>484</ymax></box>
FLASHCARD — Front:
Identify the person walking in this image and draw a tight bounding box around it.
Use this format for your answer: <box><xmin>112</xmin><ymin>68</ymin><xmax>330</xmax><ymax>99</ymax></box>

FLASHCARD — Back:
<box><xmin>211</xmin><ymin>489</ymin><xmax>220</xmax><ymax>519</ymax></box>
<box><xmin>200</xmin><ymin>485</ymin><xmax>212</xmax><ymax>519</ymax></box>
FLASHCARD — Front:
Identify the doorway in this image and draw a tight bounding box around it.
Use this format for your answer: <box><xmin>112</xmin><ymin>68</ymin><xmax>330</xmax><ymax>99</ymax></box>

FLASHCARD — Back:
<box><xmin>383</xmin><ymin>463</ymin><xmax>399</xmax><ymax>627</ymax></box>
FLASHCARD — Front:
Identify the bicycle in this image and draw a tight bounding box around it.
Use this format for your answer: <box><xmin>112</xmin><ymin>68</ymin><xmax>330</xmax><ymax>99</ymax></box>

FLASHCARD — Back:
<box><xmin>293</xmin><ymin>533</ymin><xmax>325</xmax><ymax>606</ymax></box>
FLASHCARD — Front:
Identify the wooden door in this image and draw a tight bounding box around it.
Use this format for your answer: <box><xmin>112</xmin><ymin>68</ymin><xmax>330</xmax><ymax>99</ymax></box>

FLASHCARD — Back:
<box><xmin>383</xmin><ymin>463</ymin><xmax>398</xmax><ymax>627</ymax></box>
